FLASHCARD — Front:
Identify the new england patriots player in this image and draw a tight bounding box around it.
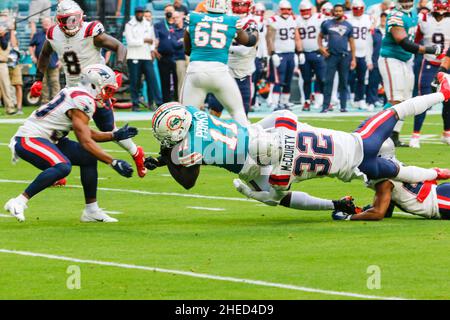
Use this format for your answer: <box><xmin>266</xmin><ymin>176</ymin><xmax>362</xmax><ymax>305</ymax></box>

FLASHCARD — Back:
<box><xmin>4</xmin><ymin>65</ymin><xmax>136</xmax><ymax>223</ymax></box>
<box><xmin>409</xmin><ymin>0</ymin><xmax>450</xmax><ymax>148</ymax></box>
<box><xmin>144</xmin><ymin>73</ymin><xmax>450</xmax><ymax>211</ymax></box>
<box><xmin>333</xmin><ymin>139</ymin><xmax>450</xmax><ymax>220</ymax></box>
<box><xmin>297</xmin><ymin>0</ymin><xmax>326</xmax><ymax>112</ymax></box>
<box><xmin>267</xmin><ymin>0</ymin><xmax>302</xmax><ymax>111</ymax></box>
<box><xmin>208</xmin><ymin>0</ymin><xmax>259</xmax><ymax>117</ymax></box>
<box><xmin>30</xmin><ymin>0</ymin><xmax>148</xmax><ymax>179</ymax></box>
<box><xmin>435</xmin><ymin>22</ymin><xmax>450</xmax><ymax>145</ymax></box>
<box><xmin>348</xmin><ymin>0</ymin><xmax>374</xmax><ymax>111</ymax></box>
<box><xmin>182</xmin><ymin>0</ymin><xmax>258</xmax><ymax>127</ymax></box>
<box><xmin>379</xmin><ymin>0</ymin><xmax>442</xmax><ymax>146</ymax></box>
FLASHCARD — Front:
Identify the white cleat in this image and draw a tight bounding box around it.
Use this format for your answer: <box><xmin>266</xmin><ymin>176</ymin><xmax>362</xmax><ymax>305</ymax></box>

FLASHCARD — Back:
<box><xmin>367</xmin><ymin>104</ymin><xmax>375</xmax><ymax>112</ymax></box>
<box><xmin>4</xmin><ymin>198</ymin><xmax>27</xmax><ymax>222</ymax></box>
<box><xmin>409</xmin><ymin>136</ymin><xmax>421</xmax><ymax>148</ymax></box>
<box><xmin>80</xmin><ymin>208</ymin><xmax>118</xmax><ymax>223</ymax></box>
<box><xmin>442</xmin><ymin>135</ymin><xmax>450</xmax><ymax>145</ymax></box>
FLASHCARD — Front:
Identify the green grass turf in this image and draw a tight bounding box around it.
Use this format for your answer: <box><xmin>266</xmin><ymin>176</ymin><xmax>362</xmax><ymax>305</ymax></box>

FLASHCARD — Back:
<box><xmin>0</xmin><ymin>111</ymin><xmax>449</xmax><ymax>299</ymax></box>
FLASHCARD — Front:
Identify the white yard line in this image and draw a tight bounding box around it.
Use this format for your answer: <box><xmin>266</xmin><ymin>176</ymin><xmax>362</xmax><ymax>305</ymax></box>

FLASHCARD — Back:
<box><xmin>0</xmin><ymin>179</ymin><xmax>255</xmax><ymax>203</ymax></box>
<box><xmin>187</xmin><ymin>206</ymin><xmax>226</xmax><ymax>211</ymax></box>
<box><xmin>0</xmin><ymin>214</ymin><xmax>13</xmax><ymax>218</ymax></box>
<box><xmin>0</xmin><ymin>248</ymin><xmax>409</xmax><ymax>300</ymax></box>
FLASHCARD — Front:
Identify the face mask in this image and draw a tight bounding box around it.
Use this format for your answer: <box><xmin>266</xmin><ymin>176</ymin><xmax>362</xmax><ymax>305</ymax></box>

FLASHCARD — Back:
<box><xmin>165</xmin><ymin>12</ymin><xmax>173</xmax><ymax>19</ymax></box>
<box><xmin>136</xmin><ymin>15</ymin><xmax>143</xmax><ymax>22</ymax></box>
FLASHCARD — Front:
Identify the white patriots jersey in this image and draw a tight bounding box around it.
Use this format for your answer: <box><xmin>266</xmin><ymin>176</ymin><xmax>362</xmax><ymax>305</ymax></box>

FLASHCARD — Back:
<box><xmin>250</xmin><ymin>14</ymin><xmax>268</xmax><ymax>58</ymax></box>
<box><xmin>270</xmin><ymin>121</ymin><xmax>364</xmax><ymax>190</ymax></box>
<box><xmin>268</xmin><ymin>15</ymin><xmax>297</xmax><ymax>53</ymax></box>
<box><xmin>296</xmin><ymin>13</ymin><xmax>324</xmax><ymax>52</ymax></box>
<box><xmin>15</xmin><ymin>87</ymin><xmax>97</xmax><ymax>143</ymax></box>
<box><xmin>369</xmin><ymin>180</ymin><xmax>440</xmax><ymax>219</ymax></box>
<box><xmin>417</xmin><ymin>13</ymin><xmax>450</xmax><ymax>64</ymax></box>
<box><xmin>228</xmin><ymin>16</ymin><xmax>258</xmax><ymax>78</ymax></box>
<box><xmin>348</xmin><ymin>14</ymin><xmax>373</xmax><ymax>58</ymax></box>
<box><xmin>47</xmin><ymin>21</ymin><xmax>105</xmax><ymax>87</ymax></box>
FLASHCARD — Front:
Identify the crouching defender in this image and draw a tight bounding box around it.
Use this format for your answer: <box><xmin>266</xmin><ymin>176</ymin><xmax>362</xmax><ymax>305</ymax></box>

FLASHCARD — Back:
<box><xmin>333</xmin><ymin>138</ymin><xmax>450</xmax><ymax>221</ymax></box>
<box><xmin>4</xmin><ymin>65</ymin><xmax>136</xmax><ymax>223</ymax></box>
<box><xmin>145</xmin><ymin>73</ymin><xmax>450</xmax><ymax>212</ymax></box>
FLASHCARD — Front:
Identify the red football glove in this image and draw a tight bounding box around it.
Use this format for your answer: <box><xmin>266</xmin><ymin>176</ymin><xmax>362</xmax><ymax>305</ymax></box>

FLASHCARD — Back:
<box><xmin>30</xmin><ymin>81</ymin><xmax>43</xmax><ymax>97</ymax></box>
<box><xmin>114</xmin><ymin>71</ymin><xmax>123</xmax><ymax>88</ymax></box>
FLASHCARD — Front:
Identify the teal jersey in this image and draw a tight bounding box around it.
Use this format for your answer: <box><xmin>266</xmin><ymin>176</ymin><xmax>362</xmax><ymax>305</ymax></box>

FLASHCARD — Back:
<box><xmin>380</xmin><ymin>9</ymin><xmax>418</xmax><ymax>62</ymax></box>
<box><xmin>177</xmin><ymin>106</ymin><xmax>249</xmax><ymax>174</ymax></box>
<box><xmin>188</xmin><ymin>12</ymin><xmax>239</xmax><ymax>65</ymax></box>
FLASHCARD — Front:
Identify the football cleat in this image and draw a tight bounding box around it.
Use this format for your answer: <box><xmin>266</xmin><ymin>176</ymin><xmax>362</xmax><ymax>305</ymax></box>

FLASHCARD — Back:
<box><xmin>409</xmin><ymin>135</ymin><xmax>421</xmax><ymax>148</ymax></box>
<box><xmin>302</xmin><ymin>101</ymin><xmax>311</xmax><ymax>111</ymax></box>
<box><xmin>437</xmin><ymin>72</ymin><xmax>450</xmax><ymax>101</ymax></box>
<box><xmin>52</xmin><ymin>178</ymin><xmax>67</xmax><ymax>187</ymax></box>
<box><xmin>332</xmin><ymin>196</ymin><xmax>357</xmax><ymax>215</ymax></box>
<box><xmin>434</xmin><ymin>168</ymin><xmax>450</xmax><ymax>180</ymax></box>
<box><xmin>80</xmin><ymin>208</ymin><xmax>118</xmax><ymax>223</ymax></box>
<box><xmin>132</xmin><ymin>146</ymin><xmax>147</xmax><ymax>178</ymax></box>
<box><xmin>4</xmin><ymin>198</ymin><xmax>27</xmax><ymax>222</ymax></box>
<box><xmin>442</xmin><ymin>133</ymin><xmax>450</xmax><ymax>145</ymax></box>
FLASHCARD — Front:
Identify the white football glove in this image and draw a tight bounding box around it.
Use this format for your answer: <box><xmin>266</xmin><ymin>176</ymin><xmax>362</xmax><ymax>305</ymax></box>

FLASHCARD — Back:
<box><xmin>298</xmin><ymin>53</ymin><xmax>306</xmax><ymax>65</ymax></box>
<box><xmin>233</xmin><ymin>179</ymin><xmax>286</xmax><ymax>206</ymax></box>
<box><xmin>271</xmin><ymin>54</ymin><xmax>281</xmax><ymax>68</ymax></box>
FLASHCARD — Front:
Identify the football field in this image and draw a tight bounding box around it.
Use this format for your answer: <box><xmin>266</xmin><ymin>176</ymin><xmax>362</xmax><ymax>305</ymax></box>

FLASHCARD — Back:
<box><xmin>0</xmin><ymin>111</ymin><xmax>449</xmax><ymax>300</ymax></box>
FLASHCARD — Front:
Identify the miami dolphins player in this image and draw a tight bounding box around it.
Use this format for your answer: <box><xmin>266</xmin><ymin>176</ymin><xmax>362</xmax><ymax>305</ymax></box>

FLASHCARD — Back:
<box><xmin>379</xmin><ymin>0</ymin><xmax>442</xmax><ymax>146</ymax></box>
<box><xmin>145</xmin><ymin>74</ymin><xmax>450</xmax><ymax>211</ymax></box>
<box><xmin>182</xmin><ymin>0</ymin><xmax>259</xmax><ymax>127</ymax></box>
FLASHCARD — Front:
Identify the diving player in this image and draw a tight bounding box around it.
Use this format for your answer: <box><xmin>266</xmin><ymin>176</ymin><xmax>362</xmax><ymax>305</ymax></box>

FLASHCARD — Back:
<box><xmin>30</xmin><ymin>0</ymin><xmax>148</xmax><ymax>178</ymax></box>
<box><xmin>409</xmin><ymin>0</ymin><xmax>450</xmax><ymax>148</ymax></box>
<box><xmin>297</xmin><ymin>0</ymin><xmax>326</xmax><ymax>111</ymax></box>
<box><xmin>144</xmin><ymin>73</ymin><xmax>450</xmax><ymax>211</ymax></box>
<box><xmin>182</xmin><ymin>0</ymin><xmax>258</xmax><ymax>127</ymax></box>
<box><xmin>347</xmin><ymin>0</ymin><xmax>373</xmax><ymax>111</ymax></box>
<box><xmin>4</xmin><ymin>65</ymin><xmax>136</xmax><ymax>223</ymax></box>
<box><xmin>208</xmin><ymin>0</ymin><xmax>259</xmax><ymax>117</ymax></box>
<box><xmin>267</xmin><ymin>0</ymin><xmax>302</xmax><ymax>110</ymax></box>
<box><xmin>333</xmin><ymin>139</ymin><xmax>450</xmax><ymax>220</ymax></box>
<box><xmin>379</xmin><ymin>0</ymin><xmax>442</xmax><ymax>146</ymax></box>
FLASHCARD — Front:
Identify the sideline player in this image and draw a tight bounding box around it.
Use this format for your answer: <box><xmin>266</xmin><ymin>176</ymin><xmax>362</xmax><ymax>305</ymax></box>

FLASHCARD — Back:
<box><xmin>4</xmin><ymin>65</ymin><xmax>136</xmax><ymax>223</ymax></box>
<box><xmin>333</xmin><ymin>139</ymin><xmax>450</xmax><ymax>220</ymax></box>
<box><xmin>297</xmin><ymin>0</ymin><xmax>326</xmax><ymax>111</ymax></box>
<box><xmin>267</xmin><ymin>0</ymin><xmax>302</xmax><ymax>110</ymax></box>
<box><xmin>144</xmin><ymin>73</ymin><xmax>450</xmax><ymax>211</ymax></box>
<box><xmin>30</xmin><ymin>0</ymin><xmax>148</xmax><ymax>178</ymax></box>
<box><xmin>409</xmin><ymin>0</ymin><xmax>450</xmax><ymax>148</ymax></box>
<box><xmin>182</xmin><ymin>0</ymin><xmax>258</xmax><ymax>127</ymax></box>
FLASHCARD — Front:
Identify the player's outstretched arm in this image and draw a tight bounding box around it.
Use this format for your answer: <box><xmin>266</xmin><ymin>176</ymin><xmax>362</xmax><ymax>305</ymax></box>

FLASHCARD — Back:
<box><xmin>155</xmin><ymin>148</ymin><xmax>200</xmax><ymax>189</ymax></box>
<box><xmin>70</xmin><ymin>109</ymin><xmax>133</xmax><ymax>177</ymax></box>
<box><xmin>94</xmin><ymin>33</ymin><xmax>127</xmax><ymax>70</ymax></box>
<box><xmin>390</xmin><ymin>26</ymin><xmax>441</xmax><ymax>56</ymax></box>
<box><xmin>349</xmin><ymin>180</ymin><xmax>394</xmax><ymax>221</ymax></box>
<box><xmin>90</xmin><ymin>124</ymin><xmax>138</xmax><ymax>143</ymax></box>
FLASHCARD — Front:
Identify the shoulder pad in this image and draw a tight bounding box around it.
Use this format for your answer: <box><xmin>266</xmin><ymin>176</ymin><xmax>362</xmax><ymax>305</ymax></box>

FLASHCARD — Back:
<box><xmin>70</xmin><ymin>90</ymin><xmax>97</xmax><ymax>118</ymax></box>
<box><xmin>84</xmin><ymin>21</ymin><xmax>104</xmax><ymax>38</ymax></box>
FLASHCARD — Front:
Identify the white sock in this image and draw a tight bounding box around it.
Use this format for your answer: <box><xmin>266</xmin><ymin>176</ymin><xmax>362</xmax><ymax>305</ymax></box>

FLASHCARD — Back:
<box><xmin>393</xmin><ymin>93</ymin><xmax>444</xmax><ymax>119</ymax></box>
<box><xmin>395</xmin><ymin>166</ymin><xmax>438</xmax><ymax>184</ymax></box>
<box><xmin>288</xmin><ymin>191</ymin><xmax>334</xmax><ymax>211</ymax></box>
<box><xmin>256</xmin><ymin>110</ymin><xmax>297</xmax><ymax>129</ymax></box>
<box><xmin>272</xmin><ymin>93</ymin><xmax>280</xmax><ymax>105</ymax></box>
<box><xmin>16</xmin><ymin>194</ymin><xmax>28</xmax><ymax>205</ymax></box>
<box><xmin>85</xmin><ymin>202</ymin><xmax>99</xmax><ymax>214</ymax></box>
<box><xmin>280</xmin><ymin>93</ymin><xmax>290</xmax><ymax>105</ymax></box>
<box><xmin>393</xmin><ymin>120</ymin><xmax>404</xmax><ymax>133</ymax></box>
<box><xmin>116</xmin><ymin>138</ymin><xmax>138</xmax><ymax>156</ymax></box>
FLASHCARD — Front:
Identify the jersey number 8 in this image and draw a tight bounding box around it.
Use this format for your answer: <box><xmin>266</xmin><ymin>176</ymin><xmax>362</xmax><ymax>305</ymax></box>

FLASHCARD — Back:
<box><xmin>194</xmin><ymin>22</ymin><xmax>228</xmax><ymax>49</ymax></box>
<box><xmin>63</xmin><ymin>51</ymin><xmax>81</xmax><ymax>75</ymax></box>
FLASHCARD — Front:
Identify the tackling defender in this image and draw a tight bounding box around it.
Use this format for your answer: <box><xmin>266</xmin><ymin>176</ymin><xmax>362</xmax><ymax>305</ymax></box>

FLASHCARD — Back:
<box><xmin>144</xmin><ymin>73</ymin><xmax>450</xmax><ymax>212</ymax></box>
<box><xmin>333</xmin><ymin>139</ymin><xmax>450</xmax><ymax>220</ymax></box>
<box><xmin>182</xmin><ymin>0</ymin><xmax>258</xmax><ymax>127</ymax></box>
<box><xmin>30</xmin><ymin>0</ymin><xmax>147</xmax><ymax>178</ymax></box>
<box><xmin>4</xmin><ymin>65</ymin><xmax>136</xmax><ymax>223</ymax></box>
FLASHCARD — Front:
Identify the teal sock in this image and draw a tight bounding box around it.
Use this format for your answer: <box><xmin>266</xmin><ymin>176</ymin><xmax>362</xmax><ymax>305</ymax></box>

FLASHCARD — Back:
<box><xmin>383</xmin><ymin>102</ymin><xmax>392</xmax><ymax>110</ymax></box>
